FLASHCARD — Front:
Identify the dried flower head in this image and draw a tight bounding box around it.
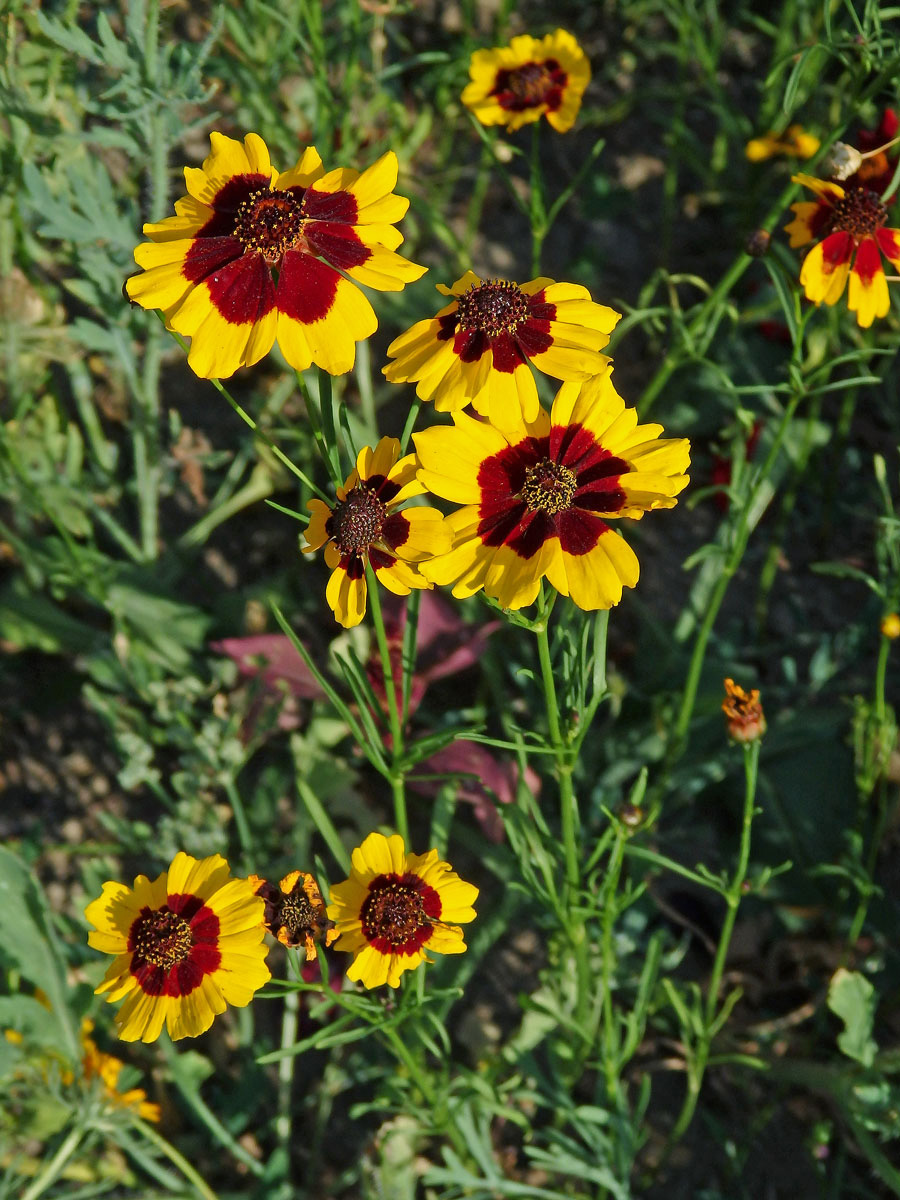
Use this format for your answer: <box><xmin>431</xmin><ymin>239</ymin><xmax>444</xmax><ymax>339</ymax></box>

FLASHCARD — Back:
<box><xmin>250</xmin><ymin>871</ymin><xmax>337</xmax><ymax>960</ymax></box>
<box><xmin>722</xmin><ymin>678</ymin><xmax>767</xmax><ymax>743</ymax></box>
<box><xmin>823</xmin><ymin>142</ymin><xmax>864</xmax><ymax>181</ymax></box>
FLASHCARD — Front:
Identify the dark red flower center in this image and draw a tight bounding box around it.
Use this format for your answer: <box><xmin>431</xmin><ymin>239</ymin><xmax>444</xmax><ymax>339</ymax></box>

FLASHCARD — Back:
<box><xmin>130</xmin><ymin>907</ymin><xmax>193</xmax><ymax>970</ymax></box>
<box><xmin>522</xmin><ymin>458</ymin><xmax>576</xmax><ymax>514</ymax></box>
<box><xmin>329</xmin><ymin>485</ymin><xmax>387</xmax><ymax>554</ymax></box>
<box><xmin>509</xmin><ymin>62</ymin><xmax>554</xmax><ymax>104</ymax></box>
<box><xmin>127</xmin><ymin>895</ymin><xmax>222</xmax><ymax>997</ymax></box>
<box><xmin>233</xmin><ymin>188</ymin><xmax>306</xmax><ymax>263</ymax></box>
<box><xmin>360</xmin><ymin>872</ymin><xmax>442</xmax><ymax>955</ymax></box>
<box><xmin>456</xmin><ymin>280</ymin><xmax>529</xmax><ymax>337</ymax></box>
<box><xmin>827</xmin><ymin>188</ymin><xmax>888</xmax><ymax>238</ymax></box>
<box><xmin>492</xmin><ymin>58</ymin><xmax>566</xmax><ymax>112</ymax></box>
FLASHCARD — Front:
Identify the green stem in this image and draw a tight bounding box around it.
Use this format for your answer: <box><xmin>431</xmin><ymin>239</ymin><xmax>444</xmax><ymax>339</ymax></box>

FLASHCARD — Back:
<box><xmin>668</xmin><ymin>388</ymin><xmax>804</xmax><ymax>762</ymax></box>
<box><xmin>365</xmin><ymin>565</ymin><xmax>408</xmax><ymax>844</ymax></box>
<box><xmin>20</xmin><ymin>1124</ymin><xmax>84</xmax><ymax>1200</ymax></box>
<box><xmin>666</xmin><ymin>739</ymin><xmax>760</xmax><ymax>1148</ymax></box>
<box><xmin>529</xmin><ymin>121</ymin><xmax>547</xmax><ymax>276</ymax></box>
<box><xmin>533</xmin><ymin>598</ymin><xmax>593</xmax><ymax>1043</ymax></box>
<box><xmin>276</xmin><ymin>955</ymin><xmax>301</xmax><ymax>1176</ymax></box>
<box><xmin>204</xmin><ymin>368</ymin><xmax>329</xmax><ymax>500</ymax></box>
<box><xmin>296</xmin><ymin>770</ymin><xmax>352</xmax><ymax>874</ymax></box>
<box><xmin>161</xmin><ymin>1036</ymin><xmax>265</xmax><ymax>1178</ymax></box>
<box><xmin>134</xmin><ymin>1120</ymin><xmax>220</xmax><ymax>1200</ymax></box>
<box><xmin>600</xmin><ymin>830</ymin><xmax>626</xmax><ymax>1099</ymax></box>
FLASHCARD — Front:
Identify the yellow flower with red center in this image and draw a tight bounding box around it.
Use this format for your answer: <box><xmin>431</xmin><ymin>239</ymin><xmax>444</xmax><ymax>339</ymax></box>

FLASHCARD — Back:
<box><xmin>126</xmin><ymin>132</ymin><xmax>425</xmax><ymax>379</ymax></box>
<box><xmin>383</xmin><ymin>271</ymin><xmax>619</xmax><ymax>429</ymax></box>
<box><xmin>85</xmin><ymin>852</ymin><xmax>270</xmax><ymax>1043</ymax></box>
<box><xmin>413</xmin><ymin>368</ymin><xmax>690</xmax><ymax>611</ymax></box>
<box><xmin>250</xmin><ymin>870</ymin><xmax>337</xmax><ymax>960</ymax></box>
<box><xmin>327</xmin><ymin>832</ymin><xmax>478</xmax><ymax>989</ymax></box>
<box><xmin>785</xmin><ymin>173</ymin><xmax>900</xmax><ymax>327</ymax></box>
<box><xmin>81</xmin><ymin>1019</ymin><xmax>161</xmax><ymax>1122</ymax></box>
<box><xmin>462</xmin><ymin>29</ymin><xmax>590</xmax><ymax>133</ymax></box>
<box><xmin>304</xmin><ymin>436</ymin><xmax>450</xmax><ymax>628</ymax></box>
<box><xmin>745</xmin><ymin>125</ymin><xmax>820</xmax><ymax>162</ymax></box>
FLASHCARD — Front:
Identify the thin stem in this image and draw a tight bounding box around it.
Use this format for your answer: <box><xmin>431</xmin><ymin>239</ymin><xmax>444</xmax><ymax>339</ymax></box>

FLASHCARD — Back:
<box><xmin>600</xmin><ymin>830</ymin><xmax>626</xmax><ymax>1099</ymax></box>
<box><xmin>666</xmin><ymin>739</ymin><xmax>760</xmax><ymax>1149</ymax></box>
<box><xmin>276</xmin><ymin>954</ymin><xmax>301</xmax><ymax>1179</ymax></box>
<box><xmin>161</xmin><ymin>1036</ymin><xmax>265</xmax><ymax>1178</ymax></box>
<box><xmin>533</xmin><ymin>596</ymin><xmax>593</xmax><ymax>1046</ymax></box>
<box><xmin>296</xmin><ymin>771</ymin><xmax>352</xmax><ymax>874</ymax></box>
<box><xmin>366</xmin><ymin>565</ymin><xmax>408</xmax><ymax>843</ymax></box>
<box><xmin>134</xmin><ymin>1120</ymin><xmax>220</xmax><ymax>1200</ymax></box>
<box><xmin>668</xmin><ymin>388</ymin><xmax>804</xmax><ymax>762</ymax></box>
<box><xmin>20</xmin><ymin>1124</ymin><xmax>84</xmax><ymax>1200</ymax></box>
<box><xmin>529</xmin><ymin>120</ymin><xmax>547</xmax><ymax>276</ymax></box>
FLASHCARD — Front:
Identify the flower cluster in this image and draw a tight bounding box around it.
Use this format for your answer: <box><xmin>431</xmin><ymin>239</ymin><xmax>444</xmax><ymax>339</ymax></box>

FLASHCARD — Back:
<box><xmin>86</xmin><ymin>838</ymin><xmax>479</xmax><ymax>1039</ymax></box>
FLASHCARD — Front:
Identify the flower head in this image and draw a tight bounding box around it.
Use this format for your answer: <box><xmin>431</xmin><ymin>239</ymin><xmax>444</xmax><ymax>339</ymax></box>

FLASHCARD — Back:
<box><xmin>327</xmin><ymin>832</ymin><xmax>478</xmax><ymax>988</ymax></box>
<box><xmin>785</xmin><ymin>173</ymin><xmax>900</xmax><ymax>327</ymax></box>
<box><xmin>85</xmin><ymin>852</ymin><xmax>270</xmax><ymax>1043</ymax></box>
<box><xmin>81</xmin><ymin>1019</ymin><xmax>160</xmax><ymax>1121</ymax></box>
<box><xmin>844</xmin><ymin>108</ymin><xmax>899</xmax><ymax>196</ymax></box>
<box><xmin>384</xmin><ymin>271</ymin><xmax>619</xmax><ymax>428</ymax></box>
<box><xmin>722</xmin><ymin>678</ymin><xmax>766</xmax><ymax>743</ymax></box>
<box><xmin>303</xmin><ymin>437</ymin><xmax>450</xmax><ymax>628</ymax></box>
<box><xmin>126</xmin><ymin>133</ymin><xmax>425</xmax><ymax>379</ymax></box>
<box><xmin>413</xmin><ymin>368</ymin><xmax>690</xmax><ymax>611</ymax></box>
<box><xmin>881</xmin><ymin>612</ymin><xmax>900</xmax><ymax>640</ymax></box>
<box><xmin>462</xmin><ymin>29</ymin><xmax>589</xmax><ymax>133</ymax></box>
<box><xmin>745</xmin><ymin>125</ymin><xmax>820</xmax><ymax>162</ymax></box>
<box><xmin>250</xmin><ymin>870</ymin><xmax>337</xmax><ymax>960</ymax></box>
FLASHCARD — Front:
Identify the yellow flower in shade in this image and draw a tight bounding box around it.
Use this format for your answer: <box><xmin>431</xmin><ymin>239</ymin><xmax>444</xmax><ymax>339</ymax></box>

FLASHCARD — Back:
<box><xmin>383</xmin><ymin>271</ymin><xmax>620</xmax><ymax>429</ymax></box>
<box><xmin>413</xmin><ymin>368</ymin><xmax>690</xmax><ymax>611</ymax></box>
<box><xmin>327</xmin><ymin>832</ymin><xmax>478</xmax><ymax>989</ymax></box>
<box><xmin>81</xmin><ymin>1019</ymin><xmax>161</xmax><ymax>1122</ymax></box>
<box><xmin>881</xmin><ymin>612</ymin><xmax>900</xmax><ymax>639</ymax></box>
<box><xmin>745</xmin><ymin>125</ymin><xmax>820</xmax><ymax>161</ymax></box>
<box><xmin>462</xmin><ymin>29</ymin><xmax>590</xmax><ymax>133</ymax></box>
<box><xmin>785</xmin><ymin>173</ymin><xmax>900</xmax><ymax>328</ymax></box>
<box><xmin>722</xmin><ymin>678</ymin><xmax>766</xmax><ymax>744</ymax></box>
<box><xmin>250</xmin><ymin>870</ymin><xmax>337</xmax><ymax>960</ymax></box>
<box><xmin>125</xmin><ymin>132</ymin><xmax>425</xmax><ymax>379</ymax></box>
<box><xmin>303</xmin><ymin>436</ymin><xmax>450</xmax><ymax>629</ymax></box>
<box><xmin>85</xmin><ymin>852</ymin><xmax>271</xmax><ymax>1043</ymax></box>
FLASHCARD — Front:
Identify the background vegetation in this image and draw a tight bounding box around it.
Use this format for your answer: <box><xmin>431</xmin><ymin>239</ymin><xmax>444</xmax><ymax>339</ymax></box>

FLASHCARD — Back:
<box><xmin>3</xmin><ymin>0</ymin><xmax>900</xmax><ymax>1196</ymax></box>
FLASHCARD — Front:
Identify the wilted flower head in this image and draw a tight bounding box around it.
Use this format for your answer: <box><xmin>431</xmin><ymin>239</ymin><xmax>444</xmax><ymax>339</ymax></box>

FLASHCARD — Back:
<box><xmin>722</xmin><ymin>678</ymin><xmax>766</xmax><ymax>743</ymax></box>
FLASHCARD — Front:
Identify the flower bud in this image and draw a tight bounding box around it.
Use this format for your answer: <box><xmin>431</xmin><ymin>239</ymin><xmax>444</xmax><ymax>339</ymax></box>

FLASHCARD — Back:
<box><xmin>881</xmin><ymin>612</ymin><xmax>900</xmax><ymax>640</ymax></box>
<box><xmin>722</xmin><ymin>678</ymin><xmax>766</xmax><ymax>743</ymax></box>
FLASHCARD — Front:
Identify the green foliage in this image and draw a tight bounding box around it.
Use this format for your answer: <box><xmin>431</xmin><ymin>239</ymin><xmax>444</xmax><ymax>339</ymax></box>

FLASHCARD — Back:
<box><xmin>3</xmin><ymin>0</ymin><xmax>900</xmax><ymax>1197</ymax></box>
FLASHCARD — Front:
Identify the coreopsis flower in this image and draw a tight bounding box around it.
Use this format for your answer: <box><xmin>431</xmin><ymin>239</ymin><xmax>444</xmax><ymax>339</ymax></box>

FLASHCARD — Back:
<box><xmin>250</xmin><ymin>870</ymin><xmax>336</xmax><ymax>960</ymax></box>
<box><xmin>880</xmin><ymin>612</ymin><xmax>900</xmax><ymax>639</ymax></box>
<box><xmin>81</xmin><ymin>1019</ymin><xmax>161</xmax><ymax>1122</ymax></box>
<box><xmin>462</xmin><ymin>29</ymin><xmax>589</xmax><ymax>133</ymax></box>
<box><xmin>383</xmin><ymin>271</ymin><xmax>620</xmax><ymax>428</ymax></box>
<box><xmin>126</xmin><ymin>132</ymin><xmax>425</xmax><ymax>379</ymax></box>
<box><xmin>745</xmin><ymin>125</ymin><xmax>820</xmax><ymax>162</ymax></box>
<box><xmin>303</xmin><ymin>437</ymin><xmax>450</xmax><ymax>628</ymax></box>
<box><xmin>785</xmin><ymin>173</ymin><xmax>900</xmax><ymax>327</ymax></box>
<box><xmin>85</xmin><ymin>852</ymin><xmax>270</xmax><ymax>1043</ymax></box>
<box><xmin>722</xmin><ymin>678</ymin><xmax>766</xmax><ymax>743</ymax></box>
<box><xmin>413</xmin><ymin>368</ymin><xmax>690</xmax><ymax>611</ymax></box>
<box><xmin>327</xmin><ymin>832</ymin><xmax>478</xmax><ymax>989</ymax></box>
